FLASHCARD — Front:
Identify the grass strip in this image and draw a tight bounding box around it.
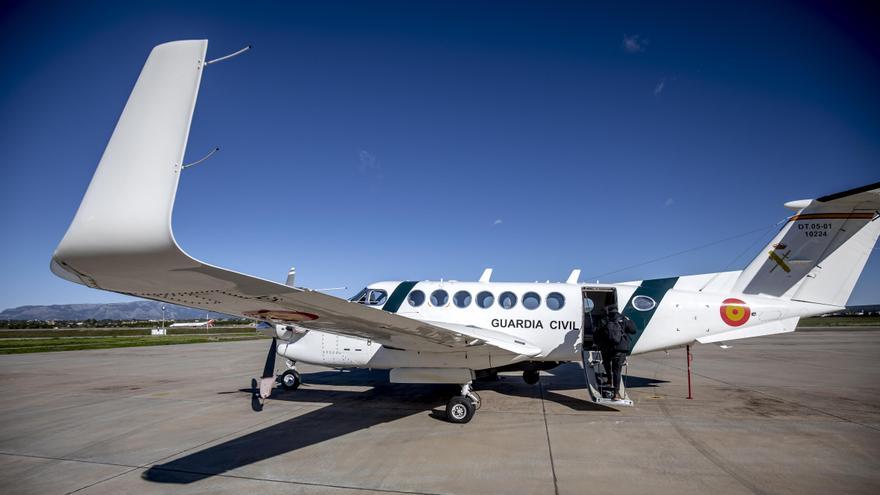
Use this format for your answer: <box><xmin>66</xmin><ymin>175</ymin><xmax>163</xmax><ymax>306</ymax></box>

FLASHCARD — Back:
<box><xmin>0</xmin><ymin>334</ymin><xmax>266</xmax><ymax>354</ymax></box>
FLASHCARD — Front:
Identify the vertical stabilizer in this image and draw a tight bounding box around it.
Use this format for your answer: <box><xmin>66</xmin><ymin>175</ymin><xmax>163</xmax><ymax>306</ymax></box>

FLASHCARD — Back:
<box><xmin>732</xmin><ymin>182</ymin><xmax>880</xmax><ymax>307</ymax></box>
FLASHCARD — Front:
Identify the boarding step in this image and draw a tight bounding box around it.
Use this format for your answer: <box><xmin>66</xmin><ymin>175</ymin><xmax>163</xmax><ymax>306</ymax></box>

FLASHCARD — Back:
<box><xmin>580</xmin><ymin>350</ymin><xmax>633</xmax><ymax>406</ymax></box>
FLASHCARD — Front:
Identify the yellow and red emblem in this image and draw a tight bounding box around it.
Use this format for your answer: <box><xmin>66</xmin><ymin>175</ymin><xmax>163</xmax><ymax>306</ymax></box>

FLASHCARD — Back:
<box><xmin>720</xmin><ymin>298</ymin><xmax>750</xmax><ymax>327</ymax></box>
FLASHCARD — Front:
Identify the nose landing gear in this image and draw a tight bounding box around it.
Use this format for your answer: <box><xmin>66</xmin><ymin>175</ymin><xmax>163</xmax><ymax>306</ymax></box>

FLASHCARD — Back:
<box><xmin>445</xmin><ymin>382</ymin><xmax>481</xmax><ymax>424</ymax></box>
<box><xmin>278</xmin><ymin>360</ymin><xmax>301</xmax><ymax>391</ymax></box>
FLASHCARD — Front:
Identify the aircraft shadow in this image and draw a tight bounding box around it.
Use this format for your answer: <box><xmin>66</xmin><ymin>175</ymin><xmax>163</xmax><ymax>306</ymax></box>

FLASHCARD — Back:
<box><xmin>143</xmin><ymin>365</ymin><xmax>666</xmax><ymax>484</ymax></box>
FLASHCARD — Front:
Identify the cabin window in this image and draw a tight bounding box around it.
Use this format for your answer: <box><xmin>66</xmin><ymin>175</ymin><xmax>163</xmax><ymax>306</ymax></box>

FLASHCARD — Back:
<box><xmin>454</xmin><ymin>290</ymin><xmax>472</xmax><ymax>308</ymax></box>
<box><xmin>522</xmin><ymin>292</ymin><xmax>541</xmax><ymax>310</ymax></box>
<box><xmin>476</xmin><ymin>291</ymin><xmax>494</xmax><ymax>308</ymax></box>
<box><xmin>632</xmin><ymin>295</ymin><xmax>656</xmax><ymax>311</ymax></box>
<box><xmin>546</xmin><ymin>292</ymin><xmax>565</xmax><ymax>310</ymax></box>
<box><xmin>408</xmin><ymin>290</ymin><xmax>425</xmax><ymax>307</ymax></box>
<box><xmin>430</xmin><ymin>289</ymin><xmax>449</xmax><ymax>306</ymax></box>
<box><xmin>499</xmin><ymin>291</ymin><xmax>517</xmax><ymax>309</ymax></box>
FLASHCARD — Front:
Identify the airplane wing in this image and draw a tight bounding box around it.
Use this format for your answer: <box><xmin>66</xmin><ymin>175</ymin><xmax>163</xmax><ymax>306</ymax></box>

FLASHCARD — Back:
<box><xmin>50</xmin><ymin>40</ymin><xmax>531</xmax><ymax>356</ymax></box>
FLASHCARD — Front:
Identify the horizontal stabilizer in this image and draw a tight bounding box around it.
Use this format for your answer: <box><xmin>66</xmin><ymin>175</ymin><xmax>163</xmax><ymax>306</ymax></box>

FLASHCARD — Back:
<box><xmin>697</xmin><ymin>317</ymin><xmax>799</xmax><ymax>344</ymax></box>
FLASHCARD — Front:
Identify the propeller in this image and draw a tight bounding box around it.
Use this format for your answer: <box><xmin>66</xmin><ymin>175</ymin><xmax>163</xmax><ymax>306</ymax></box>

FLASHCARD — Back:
<box><xmin>251</xmin><ymin>337</ymin><xmax>278</xmax><ymax>411</ymax></box>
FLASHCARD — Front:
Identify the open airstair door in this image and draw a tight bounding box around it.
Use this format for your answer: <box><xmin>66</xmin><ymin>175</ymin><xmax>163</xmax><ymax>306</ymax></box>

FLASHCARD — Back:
<box><xmin>580</xmin><ymin>350</ymin><xmax>633</xmax><ymax>406</ymax></box>
<box><xmin>580</xmin><ymin>287</ymin><xmax>633</xmax><ymax>406</ymax></box>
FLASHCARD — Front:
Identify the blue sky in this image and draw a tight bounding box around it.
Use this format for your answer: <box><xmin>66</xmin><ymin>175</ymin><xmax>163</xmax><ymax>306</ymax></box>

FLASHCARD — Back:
<box><xmin>1</xmin><ymin>1</ymin><xmax>878</xmax><ymax>309</ymax></box>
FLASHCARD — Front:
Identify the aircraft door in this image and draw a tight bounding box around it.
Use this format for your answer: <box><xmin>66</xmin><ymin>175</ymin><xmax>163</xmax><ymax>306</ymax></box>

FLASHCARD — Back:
<box><xmin>581</xmin><ymin>287</ymin><xmax>619</xmax><ymax>348</ymax></box>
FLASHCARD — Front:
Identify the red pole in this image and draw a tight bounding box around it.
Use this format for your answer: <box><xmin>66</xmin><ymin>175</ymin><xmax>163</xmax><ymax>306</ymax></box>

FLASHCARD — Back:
<box><xmin>686</xmin><ymin>345</ymin><xmax>693</xmax><ymax>400</ymax></box>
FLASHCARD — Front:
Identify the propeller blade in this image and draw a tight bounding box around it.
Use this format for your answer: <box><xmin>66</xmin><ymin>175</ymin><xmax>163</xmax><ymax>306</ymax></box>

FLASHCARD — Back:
<box><xmin>262</xmin><ymin>337</ymin><xmax>278</xmax><ymax>379</ymax></box>
<box><xmin>254</xmin><ymin>338</ymin><xmax>278</xmax><ymax>408</ymax></box>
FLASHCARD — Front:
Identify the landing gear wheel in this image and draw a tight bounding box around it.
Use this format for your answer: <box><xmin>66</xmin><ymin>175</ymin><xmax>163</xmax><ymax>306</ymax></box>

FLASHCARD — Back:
<box><xmin>279</xmin><ymin>369</ymin><xmax>300</xmax><ymax>390</ymax></box>
<box><xmin>523</xmin><ymin>370</ymin><xmax>540</xmax><ymax>385</ymax></box>
<box><xmin>446</xmin><ymin>396</ymin><xmax>475</xmax><ymax>424</ymax></box>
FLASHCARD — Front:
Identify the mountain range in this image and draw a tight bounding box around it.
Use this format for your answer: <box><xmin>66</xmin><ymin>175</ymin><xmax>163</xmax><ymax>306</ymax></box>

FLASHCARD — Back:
<box><xmin>0</xmin><ymin>300</ymin><xmax>233</xmax><ymax>321</ymax></box>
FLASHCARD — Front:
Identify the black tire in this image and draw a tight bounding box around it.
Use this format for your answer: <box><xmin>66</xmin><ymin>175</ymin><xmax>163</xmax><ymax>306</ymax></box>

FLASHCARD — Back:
<box><xmin>446</xmin><ymin>396</ymin><xmax>475</xmax><ymax>424</ymax></box>
<box><xmin>278</xmin><ymin>369</ymin><xmax>300</xmax><ymax>390</ymax></box>
<box><xmin>523</xmin><ymin>370</ymin><xmax>540</xmax><ymax>385</ymax></box>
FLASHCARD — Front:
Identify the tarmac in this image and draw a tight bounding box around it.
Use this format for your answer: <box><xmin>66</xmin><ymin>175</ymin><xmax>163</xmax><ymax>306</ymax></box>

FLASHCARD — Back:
<box><xmin>0</xmin><ymin>328</ymin><xmax>878</xmax><ymax>494</ymax></box>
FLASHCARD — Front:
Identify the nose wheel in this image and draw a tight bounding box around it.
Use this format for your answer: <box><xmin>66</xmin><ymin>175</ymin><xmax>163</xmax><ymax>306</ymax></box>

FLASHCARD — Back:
<box><xmin>278</xmin><ymin>369</ymin><xmax>301</xmax><ymax>390</ymax></box>
<box><xmin>445</xmin><ymin>382</ymin><xmax>481</xmax><ymax>424</ymax></box>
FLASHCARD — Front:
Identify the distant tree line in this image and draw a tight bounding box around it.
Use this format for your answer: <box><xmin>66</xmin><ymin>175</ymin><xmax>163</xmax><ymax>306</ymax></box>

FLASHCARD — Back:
<box><xmin>0</xmin><ymin>318</ymin><xmax>254</xmax><ymax>329</ymax></box>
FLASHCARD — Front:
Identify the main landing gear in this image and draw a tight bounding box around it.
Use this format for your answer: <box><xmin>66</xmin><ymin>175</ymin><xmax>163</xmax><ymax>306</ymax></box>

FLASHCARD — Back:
<box><xmin>523</xmin><ymin>369</ymin><xmax>540</xmax><ymax>385</ymax></box>
<box><xmin>446</xmin><ymin>382</ymin><xmax>481</xmax><ymax>424</ymax></box>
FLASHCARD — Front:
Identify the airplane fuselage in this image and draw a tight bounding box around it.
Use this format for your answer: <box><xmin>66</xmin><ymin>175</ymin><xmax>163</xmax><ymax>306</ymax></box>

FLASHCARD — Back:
<box><xmin>275</xmin><ymin>275</ymin><xmax>838</xmax><ymax>371</ymax></box>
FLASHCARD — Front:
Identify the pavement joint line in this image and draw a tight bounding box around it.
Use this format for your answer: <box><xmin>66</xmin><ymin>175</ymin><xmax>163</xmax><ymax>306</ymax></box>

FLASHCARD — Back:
<box><xmin>643</xmin><ymin>356</ymin><xmax>880</xmax><ymax>432</ymax></box>
<box><xmin>62</xmin><ymin>408</ymin><xmax>303</xmax><ymax>494</ymax></box>
<box><xmin>657</xmin><ymin>400</ymin><xmax>770</xmax><ymax>495</ymax></box>
<box><xmin>139</xmin><ymin>465</ymin><xmax>446</xmax><ymax>495</ymax></box>
<box><xmin>538</xmin><ymin>381</ymin><xmax>560</xmax><ymax>495</ymax></box>
<box><xmin>0</xmin><ymin>450</ymin><xmax>137</xmax><ymax>469</ymax></box>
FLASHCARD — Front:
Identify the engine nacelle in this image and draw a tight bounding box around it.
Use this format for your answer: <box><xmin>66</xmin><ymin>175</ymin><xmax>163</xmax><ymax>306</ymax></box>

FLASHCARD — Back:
<box><xmin>256</xmin><ymin>322</ymin><xmax>308</xmax><ymax>341</ymax></box>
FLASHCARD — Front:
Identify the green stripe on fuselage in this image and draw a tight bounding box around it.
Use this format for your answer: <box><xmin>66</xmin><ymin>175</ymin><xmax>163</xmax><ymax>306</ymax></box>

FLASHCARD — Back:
<box><xmin>382</xmin><ymin>281</ymin><xmax>418</xmax><ymax>313</ymax></box>
<box><xmin>621</xmin><ymin>277</ymin><xmax>679</xmax><ymax>354</ymax></box>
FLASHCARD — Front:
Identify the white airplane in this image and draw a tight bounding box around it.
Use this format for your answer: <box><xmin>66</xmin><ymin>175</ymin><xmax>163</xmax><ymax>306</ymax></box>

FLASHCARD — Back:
<box><xmin>51</xmin><ymin>40</ymin><xmax>880</xmax><ymax>423</ymax></box>
<box><xmin>169</xmin><ymin>319</ymin><xmax>215</xmax><ymax>328</ymax></box>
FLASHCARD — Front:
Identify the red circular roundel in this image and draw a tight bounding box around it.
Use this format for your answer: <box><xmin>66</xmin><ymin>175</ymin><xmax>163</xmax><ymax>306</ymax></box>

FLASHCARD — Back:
<box><xmin>720</xmin><ymin>298</ymin><xmax>750</xmax><ymax>327</ymax></box>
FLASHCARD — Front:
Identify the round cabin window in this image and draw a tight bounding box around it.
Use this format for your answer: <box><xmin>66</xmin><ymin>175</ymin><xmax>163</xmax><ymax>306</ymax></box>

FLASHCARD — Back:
<box><xmin>632</xmin><ymin>295</ymin><xmax>656</xmax><ymax>311</ymax></box>
<box><xmin>499</xmin><ymin>291</ymin><xmax>517</xmax><ymax>309</ymax></box>
<box><xmin>546</xmin><ymin>292</ymin><xmax>565</xmax><ymax>311</ymax></box>
<box><xmin>408</xmin><ymin>290</ymin><xmax>425</xmax><ymax>307</ymax></box>
<box><xmin>430</xmin><ymin>289</ymin><xmax>449</xmax><ymax>306</ymax></box>
<box><xmin>476</xmin><ymin>291</ymin><xmax>495</xmax><ymax>308</ymax></box>
<box><xmin>522</xmin><ymin>292</ymin><xmax>541</xmax><ymax>310</ymax></box>
<box><xmin>453</xmin><ymin>290</ymin><xmax>472</xmax><ymax>308</ymax></box>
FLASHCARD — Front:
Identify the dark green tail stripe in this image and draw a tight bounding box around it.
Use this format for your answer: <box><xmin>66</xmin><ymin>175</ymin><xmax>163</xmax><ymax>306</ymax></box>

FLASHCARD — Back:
<box><xmin>621</xmin><ymin>277</ymin><xmax>679</xmax><ymax>354</ymax></box>
<box><xmin>383</xmin><ymin>281</ymin><xmax>418</xmax><ymax>313</ymax></box>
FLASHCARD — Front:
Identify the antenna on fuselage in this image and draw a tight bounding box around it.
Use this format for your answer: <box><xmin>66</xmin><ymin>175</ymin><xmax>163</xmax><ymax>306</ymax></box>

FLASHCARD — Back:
<box><xmin>479</xmin><ymin>268</ymin><xmax>493</xmax><ymax>282</ymax></box>
<box><xmin>566</xmin><ymin>269</ymin><xmax>581</xmax><ymax>284</ymax></box>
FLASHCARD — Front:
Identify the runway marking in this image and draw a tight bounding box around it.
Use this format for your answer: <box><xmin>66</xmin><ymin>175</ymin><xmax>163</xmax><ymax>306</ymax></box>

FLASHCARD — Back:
<box><xmin>538</xmin><ymin>381</ymin><xmax>560</xmax><ymax>495</ymax></box>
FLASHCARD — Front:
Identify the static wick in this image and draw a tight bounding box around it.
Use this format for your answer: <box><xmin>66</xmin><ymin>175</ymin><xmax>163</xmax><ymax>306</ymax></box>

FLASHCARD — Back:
<box><xmin>206</xmin><ymin>45</ymin><xmax>252</xmax><ymax>65</ymax></box>
<box><xmin>182</xmin><ymin>147</ymin><xmax>220</xmax><ymax>169</ymax></box>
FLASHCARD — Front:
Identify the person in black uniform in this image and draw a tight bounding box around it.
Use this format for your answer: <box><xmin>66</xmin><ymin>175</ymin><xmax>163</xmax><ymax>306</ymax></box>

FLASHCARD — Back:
<box><xmin>593</xmin><ymin>304</ymin><xmax>637</xmax><ymax>400</ymax></box>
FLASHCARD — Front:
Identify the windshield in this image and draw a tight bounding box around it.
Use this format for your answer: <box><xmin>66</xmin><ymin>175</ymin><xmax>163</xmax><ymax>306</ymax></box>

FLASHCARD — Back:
<box><xmin>349</xmin><ymin>288</ymin><xmax>388</xmax><ymax>306</ymax></box>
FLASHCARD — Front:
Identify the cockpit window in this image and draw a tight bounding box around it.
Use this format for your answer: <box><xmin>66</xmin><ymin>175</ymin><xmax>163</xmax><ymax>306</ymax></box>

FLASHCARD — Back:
<box><xmin>350</xmin><ymin>288</ymin><xmax>388</xmax><ymax>306</ymax></box>
<box><xmin>349</xmin><ymin>288</ymin><xmax>368</xmax><ymax>303</ymax></box>
<box><xmin>369</xmin><ymin>290</ymin><xmax>388</xmax><ymax>305</ymax></box>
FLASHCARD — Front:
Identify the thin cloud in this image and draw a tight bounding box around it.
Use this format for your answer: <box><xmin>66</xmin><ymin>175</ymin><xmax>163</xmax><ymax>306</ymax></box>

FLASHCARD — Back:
<box><xmin>357</xmin><ymin>149</ymin><xmax>381</xmax><ymax>175</ymax></box>
<box><xmin>664</xmin><ymin>198</ymin><xmax>674</xmax><ymax>207</ymax></box>
<box><xmin>493</xmin><ymin>219</ymin><xmax>503</xmax><ymax>225</ymax></box>
<box><xmin>622</xmin><ymin>34</ymin><xmax>647</xmax><ymax>53</ymax></box>
<box><xmin>654</xmin><ymin>78</ymin><xmax>666</xmax><ymax>95</ymax></box>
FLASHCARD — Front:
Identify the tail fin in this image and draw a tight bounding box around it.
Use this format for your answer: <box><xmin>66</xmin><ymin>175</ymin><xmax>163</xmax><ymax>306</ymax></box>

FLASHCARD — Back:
<box><xmin>732</xmin><ymin>181</ymin><xmax>880</xmax><ymax>307</ymax></box>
